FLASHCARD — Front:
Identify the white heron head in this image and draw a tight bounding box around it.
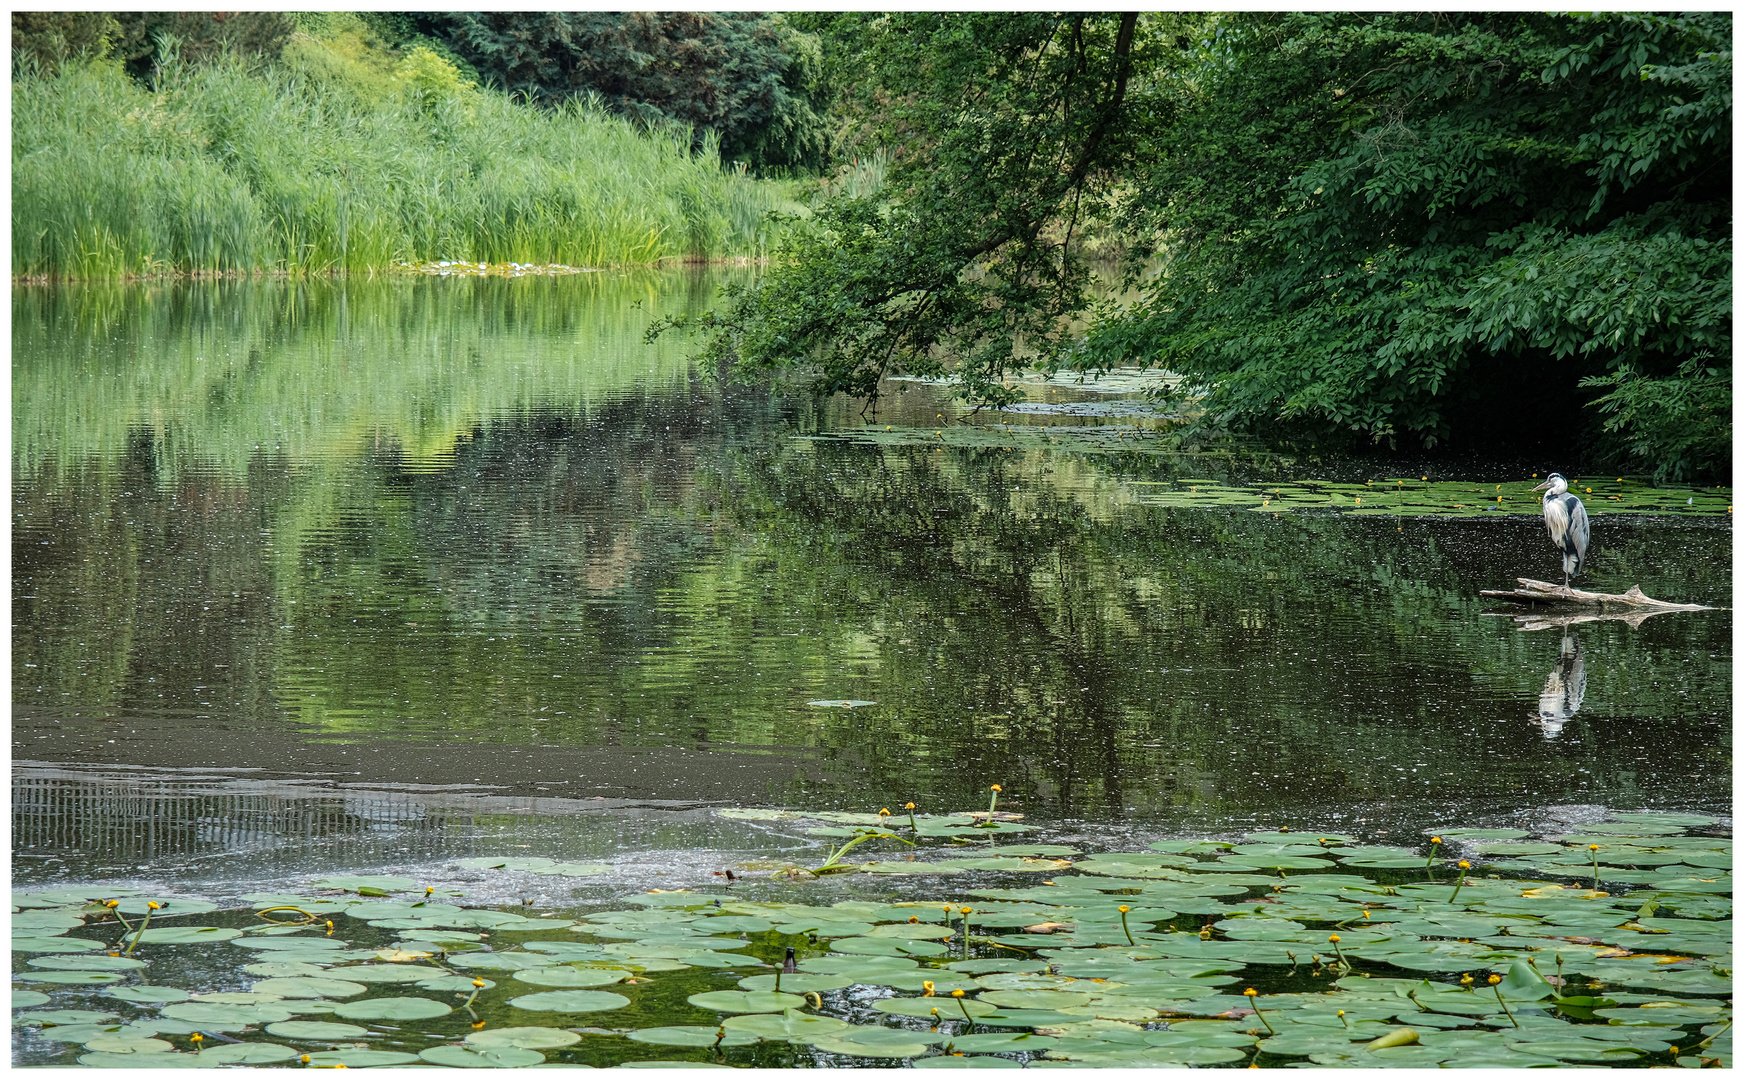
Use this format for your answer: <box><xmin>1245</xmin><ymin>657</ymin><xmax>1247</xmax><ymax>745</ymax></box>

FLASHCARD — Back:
<box><xmin>1532</xmin><ymin>473</ymin><xmax>1568</xmax><ymax>495</ymax></box>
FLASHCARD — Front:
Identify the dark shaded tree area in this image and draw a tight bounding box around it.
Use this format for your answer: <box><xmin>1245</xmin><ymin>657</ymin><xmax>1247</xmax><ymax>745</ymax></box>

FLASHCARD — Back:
<box><xmin>667</xmin><ymin>12</ymin><xmax>1730</xmax><ymax>481</ymax></box>
<box><xmin>1091</xmin><ymin>12</ymin><xmax>1731</xmax><ymax>480</ymax></box>
<box><xmin>11</xmin><ymin>11</ymin><xmax>292</xmax><ymax>77</ymax></box>
<box><xmin>392</xmin><ymin>12</ymin><xmax>833</xmax><ymax>175</ymax></box>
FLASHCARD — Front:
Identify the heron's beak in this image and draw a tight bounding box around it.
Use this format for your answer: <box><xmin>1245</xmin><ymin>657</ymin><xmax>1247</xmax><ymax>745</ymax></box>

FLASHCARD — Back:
<box><xmin>1530</xmin><ymin>480</ymin><xmax>1550</xmax><ymax>491</ymax></box>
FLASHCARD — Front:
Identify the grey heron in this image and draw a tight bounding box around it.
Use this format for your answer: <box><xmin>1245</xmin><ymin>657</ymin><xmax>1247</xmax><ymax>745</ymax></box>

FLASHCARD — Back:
<box><xmin>1531</xmin><ymin>473</ymin><xmax>1589</xmax><ymax>589</ymax></box>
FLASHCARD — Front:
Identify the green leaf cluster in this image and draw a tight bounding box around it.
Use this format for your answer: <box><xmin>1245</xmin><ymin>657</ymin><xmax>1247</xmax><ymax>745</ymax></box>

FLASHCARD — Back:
<box><xmin>404</xmin><ymin>13</ymin><xmax>835</xmax><ymax>175</ymax></box>
<box><xmin>671</xmin><ymin>13</ymin><xmax>1729</xmax><ymax>479</ymax></box>
<box><xmin>1091</xmin><ymin>13</ymin><xmax>1730</xmax><ymax>479</ymax></box>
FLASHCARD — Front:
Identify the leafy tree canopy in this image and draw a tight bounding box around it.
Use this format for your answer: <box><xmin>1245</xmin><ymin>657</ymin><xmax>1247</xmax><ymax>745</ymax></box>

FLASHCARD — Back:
<box><xmin>666</xmin><ymin>12</ymin><xmax>1730</xmax><ymax>480</ymax></box>
<box><xmin>13</xmin><ymin>11</ymin><xmax>292</xmax><ymax>78</ymax></box>
<box><xmin>400</xmin><ymin>12</ymin><xmax>834</xmax><ymax>174</ymax></box>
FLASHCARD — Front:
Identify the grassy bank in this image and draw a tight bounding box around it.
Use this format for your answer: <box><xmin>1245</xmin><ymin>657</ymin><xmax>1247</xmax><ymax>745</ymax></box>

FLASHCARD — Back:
<box><xmin>13</xmin><ymin>43</ymin><xmax>800</xmax><ymax>279</ymax></box>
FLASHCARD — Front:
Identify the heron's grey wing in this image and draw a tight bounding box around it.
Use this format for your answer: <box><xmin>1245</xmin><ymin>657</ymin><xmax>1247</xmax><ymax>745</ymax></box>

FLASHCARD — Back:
<box><xmin>1542</xmin><ymin>493</ymin><xmax>1570</xmax><ymax>544</ymax></box>
<box><xmin>1564</xmin><ymin>494</ymin><xmax>1590</xmax><ymax>567</ymax></box>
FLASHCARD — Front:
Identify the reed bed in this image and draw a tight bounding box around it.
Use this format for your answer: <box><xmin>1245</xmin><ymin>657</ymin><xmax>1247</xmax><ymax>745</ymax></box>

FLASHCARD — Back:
<box><xmin>13</xmin><ymin>54</ymin><xmax>799</xmax><ymax>279</ymax></box>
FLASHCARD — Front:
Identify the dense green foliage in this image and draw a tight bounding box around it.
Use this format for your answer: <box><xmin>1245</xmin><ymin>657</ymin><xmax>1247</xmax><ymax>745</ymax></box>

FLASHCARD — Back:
<box><xmin>653</xmin><ymin>13</ymin><xmax>1167</xmax><ymax>406</ymax></box>
<box><xmin>670</xmin><ymin>13</ymin><xmax>1731</xmax><ymax>480</ymax></box>
<box><xmin>1092</xmin><ymin>12</ymin><xmax>1731</xmax><ymax>481</ymax></box>
<box><xmin>11</xmin><ymin>26</ymin><xmax>796</xmax><ymax>278</ymax></box>
<box><xmin>394</xmin><ymin>12</ymin><xmax>834</xmax><ymax>175</ymax></box>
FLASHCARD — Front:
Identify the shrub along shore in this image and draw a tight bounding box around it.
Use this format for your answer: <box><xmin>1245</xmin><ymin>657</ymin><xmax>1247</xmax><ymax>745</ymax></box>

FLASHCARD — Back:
<box><xmin>12</xmin><ymin>49</ymin><xmax>800</xmax><ymax>281</ymax></box>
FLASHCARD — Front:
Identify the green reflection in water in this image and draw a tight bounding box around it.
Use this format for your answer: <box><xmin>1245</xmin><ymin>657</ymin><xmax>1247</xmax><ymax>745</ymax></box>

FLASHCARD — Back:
<box><xmin>12</xmin><ymin>275</ymin><xmax>1732</xmax><ymax>829</ymax></box>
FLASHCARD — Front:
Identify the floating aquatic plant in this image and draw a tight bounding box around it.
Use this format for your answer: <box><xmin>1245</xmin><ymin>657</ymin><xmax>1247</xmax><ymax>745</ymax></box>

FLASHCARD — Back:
<box><xmin>9</xmin><ymin>808</ymin><xmax>1732</xmax><ymax>1069</ymax></box>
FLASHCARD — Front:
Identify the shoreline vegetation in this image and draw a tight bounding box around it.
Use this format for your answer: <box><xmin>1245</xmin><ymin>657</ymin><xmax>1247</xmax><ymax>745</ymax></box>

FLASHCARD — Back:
<box><xmin>12</xmin><ymin>30</ymin><xmax>802</xmax><ymax>281</ymax></box>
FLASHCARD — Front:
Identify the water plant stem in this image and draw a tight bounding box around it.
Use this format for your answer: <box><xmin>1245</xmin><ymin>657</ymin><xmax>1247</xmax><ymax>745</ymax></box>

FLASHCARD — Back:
<box><xmin>816</xmin><ymin>829</ymin><xmax>913</xmax><ymax>872</ymax></box>
<box><xmin>1117</xmin><ymin>905</ymin><xmax>1135</xmax><ymax>946</ymax></box>
<box><xmin>124</xmin><ymin>902</ymin><xmax>159</xmax><ymax>955</ymax></box>
<box><xmin>1449</xmin><ymin>860</ymin><xmax>1471</xmax><ymax>903</ymax></box>
<box><xmin>973</xmin><ymin>784</ymin><xmax>1002</xmax><ymax>828</ymax></box>
<box><xmin>1243</xmin><ymin>988</ymin><xmax>1275</xmax><ymax>1034</ymax></box>
<box><xmin>1424</xmin><ymin>836</ymin><xmax>1443</xmax><ymax>870</ymax></box>
<box><xmin>951</xmin><ymin>991</ymin><xmax>975</xmax><ymax>1033</ymax></box>
<box><xmin>1327</xmin><ymin>934</ymin><xmax>1350</xmax><ymax>971</ymax></box>
<box><xmin>1489</xmin><ymin>976</ymin><xmax>1518</xmax><ymax>1028</ymax></box>
<box><xmin>256</xmin><ymin>905</ymin><xmax>319</xmax><ymax>925</ymax></box>
<box><xmin>1588</xmin><ymin>845</ymin><xmax>1602</xmax><ymax>891</ymax></box>
<box><xmin>102</xmin><ymin>900</ymin><xmax>133</xmax><ymax>934</ymax></box>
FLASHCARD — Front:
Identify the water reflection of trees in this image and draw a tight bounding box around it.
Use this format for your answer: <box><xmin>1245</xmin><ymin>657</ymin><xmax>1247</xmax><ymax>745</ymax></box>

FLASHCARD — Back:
<box><xmin>13</xmin><ymin>274</ymin><xmax>1731</xmax><ymax>821</ymax></box>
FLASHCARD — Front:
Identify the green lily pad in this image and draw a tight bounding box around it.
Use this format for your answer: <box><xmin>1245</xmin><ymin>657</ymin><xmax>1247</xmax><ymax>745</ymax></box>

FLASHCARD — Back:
<box><xmin>511</xmin><ymin>966</ymin><xmax>627</xmax><ymax>988</ymax></box>
<box><xmin>249</xmin><ymin>977</ymin><xmax>368</xmax><ymax>998</ymax></box>
<box><xmin>16</xmin><ymin>969</ymin><xmax>127</xmax><ymax>984</ymax></box>
<box><xmin>466</xmin><ymin>1027</ymin><xmax>584</xmax><ymax>1050</ymax></box>
<box><xmin>244</xmin><ymin>962</ymin><xmax>331</xmax><ymax>979</ymax></box>
<box><xmin>737</xmin><ymin>973</ymin><xmax>855</xmax><ymax>994</ymax></box>
<box><xmin>721</xmin><ymin>1009</ymin><xmax>852</xmax><ymax>1042</ymax></box>
<box><xmin>865</xmin><ymin>922</ymin><xmax>958</xmax><ymax>940</ymax></box>
<box><xmin>12</xmin><ymin>910</ymin><xmax>89</xmax><ymax>931</ymax></box>
<box><xmin>17</xmin><ymin>1009</ymin><xmax>121</xmax><ymax>1025</ymax></box>
<box><xmin>12</xmin><ymin>991</ymin><xmax>52</xmax><ymax>1008</ymax></box>
<box><xmin>1500</xmin><ymin>1036</ymin><xmax>1650</xmax><ymax>1062</ymax></box>
<box><xmin>949</xmin><ymin>1032</ymin><xmax>1060</xmax><ymax>1052</ymax></box>
<box><xmin>508</xmin><ymin>990</ymin><xmax>632</xmax><ymax>1013</ymax></box>
<box><xmin>627</xmin><ymin>1026</ymin><xmax>759</xmax><ymax>1047</ymax></box>
<box><xmin>912</xmin><ymin>1055</ymin><xmax>1025</xmax><ymax>1068</ymax></box>
<box><xmin>455</xmin><ymin>857</ymin><xmax>557</xmax><ymax>871</ymax></box>
<box><xmin>332</xmin><ymin>995</ymin><xmax>453</xmax><ymax>1020</ymax></box>
<box><xmin>234</xmin><ymin>935</ymin><xmax>349</xmax><ymax>951</ymax></box>
<box><xmin>419</xmin><ymin>975</ymin><xmax>497</xmax><ymax>992</ymax></box>
<box><xmin>979</xmin><ymin>989</ymin><xmax>1094</xmax><ymax>1010</ymax></box>
<box><xmin>329</xmin><ymin>962</ymin><xmax>450</xmax><ymax>981</ymax></box>
<box><xmin>808</xmin><ymin>699</ymin><xmax>877</xmax><ymax>707</ymax></box>
<box><xmin>76</xmin><ymin>1052</ymin><xmax>219</xmax><ymax>1068</ymax></box>
<box><xmin>421</xmin><ymin>1044</ymin><xmax>547</xmax><ymax>1067</ymax></box>
<box><xmin>875</xmin><ymin>996</ymin><xmax>999</xmax><ymax>1018</ymax></box>
<box><xmin>530</xmin><ymin>862</ymin><xmax>614</xmax><ymax>877</ymax></box>
<box><xmin>311</xmin><ymin>875</ymin><xmax>419</xmax><ymax>893</ymax></box>
<box><xmin>974</xmin><ymin>1009</ymin><xmax>1084</xmax><ymax>1028</ymax></box>
<box><xmin>522</xmin><ymin>940</ymin><xmax>606</xmax><ymax>957</ymax></box>
<box><xmin>197</xmin><ymin>1043</ymin><xmax>301</xmax><ymax>1064</ymax></box>
<box><xmin>106</xmin><ymin>986</ymin><xmax>193</xmax><ymax>1003</ymax></box>
<box><xmin>11</xmin><ymin>935</ymin><xmax>104</xmax><ymax>953</ymax></box>
<box><xmin>1610</xmin><ymin>812</ymin><xmax>1717</xmax><ymax>826</ymax></box>
<box><xmin>159</xmin><ymin>1002</ymin><xmax>296</xmax><ymax>1028</ymax></box>
<box><xmin>28</xmin><ymin>953</ymin><xmax>148</xmax><ymax>971</ymax></box>
<box><xmin>811</xmin><ymin>1025</ymin><xmax>943</xmax><ymax>1057</ymax></box>
<box><xmin>831</xmin><ymin>936</ymin><xmax>950</xmax><ymax>956</ymax></box>
<box><xmin>302</xmin><ymin>1049</ymin><xmax>423</xmax><ymax>1067</ymax></box>
<box><xmin>265</xmin><ymin>1020</ymin><xmax>374</xmax><ymax>1040</ymax></box>
<box><xmin>80</xmin><ymin>1036</ymin><xmax>176</xmax><ymax>1054</ymax></box>
<box><xmin>29</xmin><ymin>1023</ymin><xmax>129</xmax><ymax>1043</ymax></box>
<box><xmin>687</xmin><ymin>989</ymin><xmax>805</xmax><ymax>1013</ymax></box>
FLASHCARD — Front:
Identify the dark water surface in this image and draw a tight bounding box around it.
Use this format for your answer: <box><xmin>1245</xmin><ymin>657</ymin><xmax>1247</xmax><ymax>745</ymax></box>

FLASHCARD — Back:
<box><xmin>13</xmin><ymin>273</ymin><xmax>1732</xmax><ymax>889</ymax></box>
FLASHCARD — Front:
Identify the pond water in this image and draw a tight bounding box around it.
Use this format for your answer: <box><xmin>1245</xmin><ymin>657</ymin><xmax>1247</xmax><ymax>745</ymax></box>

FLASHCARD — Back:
<box><xmin>13</xmin><ymin>272</ymin><xmax>1732</xmax><ymax>894</ymax></box>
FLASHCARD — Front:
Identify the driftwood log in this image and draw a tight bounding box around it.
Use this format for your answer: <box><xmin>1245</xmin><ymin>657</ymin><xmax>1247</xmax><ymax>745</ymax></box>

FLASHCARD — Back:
<box><xmin>1479</xmin><ymin>578</ymin><xmax>1713</xmax><ymax>611</ymax></box>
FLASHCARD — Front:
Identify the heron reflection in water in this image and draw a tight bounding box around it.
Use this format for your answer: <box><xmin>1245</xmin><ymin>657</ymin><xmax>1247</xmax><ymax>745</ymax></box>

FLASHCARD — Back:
<box><xmin>1533</xmin><ymin>631</ymin><xmax>1586</xmax><ymax>739</ymax></box>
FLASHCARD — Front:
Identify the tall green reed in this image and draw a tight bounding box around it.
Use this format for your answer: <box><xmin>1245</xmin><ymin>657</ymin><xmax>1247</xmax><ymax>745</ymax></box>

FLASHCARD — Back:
<box><xmin>13</xmin><ymin>50</ymin><xmax>799</xmax><ymax>279</ymax></box>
